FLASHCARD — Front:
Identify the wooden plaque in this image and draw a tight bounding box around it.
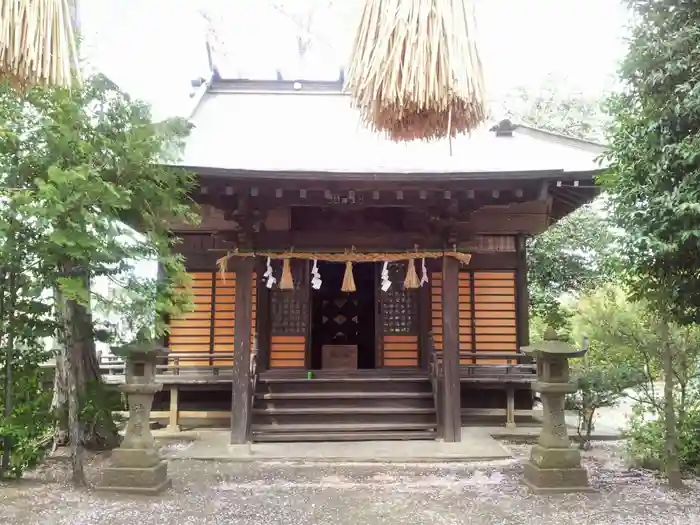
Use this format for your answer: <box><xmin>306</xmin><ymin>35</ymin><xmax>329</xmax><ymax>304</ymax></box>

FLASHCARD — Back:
<box><xmin>322</xmin><ymin>345</ymin><xmax>358</xmax><ymax>370</ymax></box>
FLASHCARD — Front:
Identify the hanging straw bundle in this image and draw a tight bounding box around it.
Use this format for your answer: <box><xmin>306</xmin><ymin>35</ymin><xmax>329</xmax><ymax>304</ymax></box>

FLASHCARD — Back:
<box><xmin>279</xmin><ymin>258</ymin><xmax>294</xmax><ymax>290</ymax></box>
<box><xmin>403</xmin><ymin>260</ymin><xmax>420</xmax><ymax>289</ymax></box>
<box><xmin>345</xmin><ymin>0</ymin><xmax>486</xmax><ymax>142</ymax></box>
<box><xmin>341</xmin><ymin>261</ymin><xmax>356</xmax><ymax>292</ymax></box>
<box><xmin>0</xmin><ymin>0</ymin><xmax>81</xmax><ymax>89</ymax></box>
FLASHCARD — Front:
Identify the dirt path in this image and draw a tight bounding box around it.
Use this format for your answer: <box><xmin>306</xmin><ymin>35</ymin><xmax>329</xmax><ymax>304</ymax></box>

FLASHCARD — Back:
<box><xmin>1</xmin><ymin>442</ymin><xmax>698</xmax><ymax>525</ymax></box>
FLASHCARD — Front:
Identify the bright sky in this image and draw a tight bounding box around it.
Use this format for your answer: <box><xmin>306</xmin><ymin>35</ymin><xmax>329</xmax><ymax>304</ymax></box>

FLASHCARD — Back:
<box><xmin>80</xmin><ymin>0</ymin><xmax>629</xmax><ymax>120</ymax></box>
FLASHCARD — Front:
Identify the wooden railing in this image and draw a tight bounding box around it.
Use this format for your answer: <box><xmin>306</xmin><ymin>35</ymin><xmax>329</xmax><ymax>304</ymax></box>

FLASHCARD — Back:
<box><xmin>458</xmin><ymin>352</ymin><xmax>536</xmax><ymax>382</ymax></box>
<box><xmin>45</xmin><ymin>348</ymin><xmax>536</xmax><ymax>385</ymax></box>
<box><xmin>40</xmin><ymin>348</ymin><xmax>256</xmax><ymax>383</ymax></box>
<box><xmin>428</xmin><ymin>333</ymin><xmax>444</xmax><ymax>439</ymax></box>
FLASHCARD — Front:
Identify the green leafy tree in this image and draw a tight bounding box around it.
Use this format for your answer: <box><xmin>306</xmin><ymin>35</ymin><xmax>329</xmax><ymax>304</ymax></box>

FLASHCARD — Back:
<box><xmin>0</xmin><ymin>200</ymin><xmax>56</xmax><ymax>478</ymax></box>
<box><xmin>569</xmin><ymin>285</ymin><xmax>700</xmax><ymax>462</ymax></box>
<box><xmin>568</xmin><ymin>287</ymin><xmax>657</xmax><ymax>449</ymax></box>
<box><xmin>502</xmin><ymin>77</ymin><xmax>618</xmax><ymax>331</ymax></box>
<box><xmin>601</xmin><ymin>0</ymin><xmax>700</xmax><ymax>489</ymax></box>
<box><xmin>0</xmin><ymin>75</ymin><xmax>198</xmax><ymax>483</ymax></box>
<box><xmin>527</xmin><ymin>204</ymin><xmax>619</xmax><ymax>330</ymax></box>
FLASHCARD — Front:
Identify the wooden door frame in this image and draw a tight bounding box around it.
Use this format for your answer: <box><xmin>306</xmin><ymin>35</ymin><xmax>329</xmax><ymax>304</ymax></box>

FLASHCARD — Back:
<box><xmin>374</xmin><ymin>262</ymin><xmax>382</xmax><ymax>368</ymax></box>
<box><xmin>256</xmin><ymin>259</ymin><xmax>271</xmax><ymax>372</ymax></box>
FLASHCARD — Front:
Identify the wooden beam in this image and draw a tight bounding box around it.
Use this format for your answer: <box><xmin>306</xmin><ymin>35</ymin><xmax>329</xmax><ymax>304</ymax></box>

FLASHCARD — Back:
<box><xmin>251</xmin><ymin>231</ymin><xmax>447</xmax><ymax>250</ymax></box>
<box><xmin>441</xmin><ymin>256</ymin><xmax>462</xmax><ymax>442</ymax></box>
<box><xmin>230</xmin><ymin>257</ymin><xmax>254</xmax><ymax>444</ymax></box>
<box><xmin>515</xmin><ymin>234</ymin><xmax>530</xmax><ymax>350</ymax></box>
<box><xmin>195</xmin><ymin>186</ymin><xmax>542</xmax><ymax>210</ymax></box>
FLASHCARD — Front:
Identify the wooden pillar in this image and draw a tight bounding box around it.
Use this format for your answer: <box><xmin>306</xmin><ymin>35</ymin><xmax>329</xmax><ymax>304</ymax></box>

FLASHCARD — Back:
<box><xmin>418</xmin><ymin>280</ymin><xmax>431</xmax><ymax>370</ymax></box>
<box><xmin>515</xmin><ymin>234</ymin><xmax>530</xmax><ymax>349</ymax></box>
<box><xmin>441</xmin><ymin>256</ymin><xmax>462</xmax><ymax>442</ymax></box>
<box><xmin>230</xmin><ymin>258</ymin><xmax>254</xmax><ymax>444</ymax></box>
<box><xmin>506</xmin><ymin>386</ymin><xmax>516</xmax><ymax>429</ymax></box>
<box><xmin>166</xmin><ymin>386</ymin><xmax>180</xmax><ymax>433</ymax></box>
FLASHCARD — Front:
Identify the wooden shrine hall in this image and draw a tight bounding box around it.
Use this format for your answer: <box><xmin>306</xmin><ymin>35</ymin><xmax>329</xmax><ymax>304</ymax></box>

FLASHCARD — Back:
<box><xmin>156</xmin><ymin>74</ymin><xmax>603</xmax><ymax>444</ymax></box>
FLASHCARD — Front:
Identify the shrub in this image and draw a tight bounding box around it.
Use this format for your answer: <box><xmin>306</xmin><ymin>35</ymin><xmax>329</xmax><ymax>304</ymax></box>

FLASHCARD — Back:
<box><xmin>0</xmin><ymin>349</ymin><xmax>54</xmax><ymax>478</ymax></box>
<box><xmin>625</xmin><ymin>389</ymin><xmax>700</xmax><ymax>475</ymax></box>
<box><xmin>568</xmin><ymin>362</ymin><xmax>643</xmax><ymax>449</ymax></box>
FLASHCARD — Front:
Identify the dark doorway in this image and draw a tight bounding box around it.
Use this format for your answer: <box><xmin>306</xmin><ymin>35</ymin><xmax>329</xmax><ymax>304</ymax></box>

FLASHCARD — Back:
<box><xmin>310</xmin><ymin>262</ymin><xmax>376</xmax><ymax>369</ymax></box>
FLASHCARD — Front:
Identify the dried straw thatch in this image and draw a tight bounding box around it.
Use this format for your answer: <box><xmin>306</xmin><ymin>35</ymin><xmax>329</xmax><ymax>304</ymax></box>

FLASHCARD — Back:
<box><xmin>0</xmin><ymin>0</ymin><xmax>81</xmax><ymax>89</ymax></box>
<box><xmin>345</xmin><ymin>0</ymin><xmax>486</xmax><ymax>142</ymax></box>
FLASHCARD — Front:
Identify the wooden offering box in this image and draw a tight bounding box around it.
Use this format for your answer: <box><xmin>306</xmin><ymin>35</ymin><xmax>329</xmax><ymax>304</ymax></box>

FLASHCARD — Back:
<box><xmin>322</xmin><ymin>345</ymin><xmax>358</xmax><ymax>370</ymax></box>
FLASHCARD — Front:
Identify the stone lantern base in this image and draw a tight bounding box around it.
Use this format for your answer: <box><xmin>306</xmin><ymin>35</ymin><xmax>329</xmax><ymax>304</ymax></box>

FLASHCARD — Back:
<box><xmin>98</xmin><ymin>449</ymin><xmax>172</xmax><ymax>495</ymax></box>
<box><xmin>523</xmin><ymin>444</ymin><xmax>592</xmax><ymax>494</ymax></box>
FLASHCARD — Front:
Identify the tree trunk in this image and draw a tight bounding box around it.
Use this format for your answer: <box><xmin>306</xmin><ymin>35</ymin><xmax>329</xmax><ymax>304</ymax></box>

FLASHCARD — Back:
<box><xmin>54</xmin><ymin>277</ymin><xmax>86</xmax><ymax>486</ymax></box>
<box><xmin>52</xmin><ymin>267</ymin><xmax>120</xmax><ymax>455</ymax></box>
<box><xmin>578</xmin><ymin>406</ymin><xmax>595</xmax><ymax>451</ymax></box>
<box><xmin>65</xmin><ymin>339</ymin><xmax>85</xmax><ymax>486</ymax></box>
<box><xmin>660</xmin><ymin>318</ymin><xmax>683</xmax><ymax>489</ymax></box>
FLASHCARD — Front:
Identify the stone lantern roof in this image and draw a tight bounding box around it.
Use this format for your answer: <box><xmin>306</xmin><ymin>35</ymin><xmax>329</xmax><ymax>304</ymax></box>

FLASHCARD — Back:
<box><xmin>520</xmin><ymin>327</ymin><xmax>588</xmax><ymax>359</ymax></box>
<box><xmin>110</xmin><ymin>328</ymin><xmax>169</xmax><ymax>359</ymax></box>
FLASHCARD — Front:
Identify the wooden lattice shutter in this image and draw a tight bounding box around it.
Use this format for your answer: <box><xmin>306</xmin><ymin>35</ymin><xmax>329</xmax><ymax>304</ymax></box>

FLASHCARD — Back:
<box><xmin>379</xmin><ymin>262</ymin><xmax>419</xmax><ymax>367</ymax></box>
<box><xmin>473</xmin><ymin>271</ymin><xmax>517</xmax><ymax>364</ymax></box>
<box><xmin>169</xmin><ymin>270</ymin><xmax>256</xmax><ymax>371</ymax></box>
<box><xmin>430</xmin><ymin>269</ymin><xmax>473</xmax><ymax>363</ymax></box>
<box><xmin>269</xmin><ymin>260</ymin><xmax>309</xmax><ymax>368</ymax></box>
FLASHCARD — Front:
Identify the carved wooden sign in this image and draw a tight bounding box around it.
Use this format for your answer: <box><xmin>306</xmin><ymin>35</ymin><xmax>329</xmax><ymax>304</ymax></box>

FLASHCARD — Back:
<box><xmin>324</xmin><ymin>190</ymin><xmax>363</xmax><ymax>205</ymax></box>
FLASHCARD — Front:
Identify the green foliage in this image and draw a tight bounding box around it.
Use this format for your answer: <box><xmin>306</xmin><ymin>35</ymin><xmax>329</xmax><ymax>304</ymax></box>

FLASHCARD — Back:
<box><xmin>626</xmin><ymin>389</ymin><xmax>700</xmax><ymax>474</ymax></box>
<box><xmin>569</xmin><ymin>361</ymin><xmax>643</xmax><ymax>449</ymax></box>
<box><xmin>566</xmin><ymin>284</ymin><xmax>700</xmax><ymax>467</ymax></box>
<box><xmin>0</xmin><ymin>75</ymin><xmax>199</xmax><ymax>343</ymax></box>
<box><xmin>528</xmin><ymin>205</ymin><xmax>620</xmax><ymax>330</ymax></box>
<box><xmin>560</xmin><ymin>286</ymin><xmax>646</xmax><ymax>447</ymax></box>
<box><xmin>602</xmin><ymin>1</ymin><xmax>700</xmax><ymax>323</ymax></box>
<box><xmin>0</xmin><ymin>348</ymin><xmax>54</xmax><ymax>478</ymax></box>
<box><xmin>570</xmin><ymin>286</ymin><xmax>659</xmax><ymax>375</ymax></box>
<box><xmin>504</xmin><ymin>79</ymin><xmax>617</xmax><ymax>330</ymax></box>
<box><xmin>570</xmin><ymin>284</ymin><xmax>700</xmax><ymax>390</ymax></box>
<box><xmin>52</xmin><ymin>380</ymin><xmax>126</xmax><ymax>445</ymax></box>
<box><xmin>0</xmin><ymin>73</ymin><xmax>199</xmax><ymax>475</ymax></box>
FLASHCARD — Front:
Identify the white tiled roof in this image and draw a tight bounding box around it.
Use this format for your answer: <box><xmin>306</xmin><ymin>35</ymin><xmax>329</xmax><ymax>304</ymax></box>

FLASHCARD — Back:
<box><xmin>180</xmin><ymin>87</ymin><xmax>605</xmax><ymax>175</ymax></box>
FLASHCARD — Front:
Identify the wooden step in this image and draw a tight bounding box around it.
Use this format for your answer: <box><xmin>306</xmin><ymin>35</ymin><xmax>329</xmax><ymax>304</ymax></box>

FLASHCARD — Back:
<box><xmin>252</xmin><ymin>430</ymin><xmax>438</xmax><ymax>442</ymax></box>
<box><xmin>253</xmin><ymin>407</ymin><xmax>436</xmax><ymax>415</ymax></box>
<box><xmin>258</xmin><ymin>376</ymin><xmax>429</xmax><ymax>383</ymax></box>
<box><xmin>252</xmin><ymin>422</ymin><xmax>436</xmax><ymax>433</ymax></box>
<box><xmin>256</xmin><ymin>391</ymin><xmax>432</xmax><ymax>400</ymax></box>
<box><xmin>258</xmin><ymin>379</ymin><xmax>432</xmax><ymax>394</ymax></box>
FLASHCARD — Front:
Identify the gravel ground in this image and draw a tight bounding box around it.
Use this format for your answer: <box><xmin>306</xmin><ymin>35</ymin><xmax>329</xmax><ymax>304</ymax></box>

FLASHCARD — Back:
<box><xmin>1</xmin><ymin>441</ymin><xmax>698</xmax><ymax>525</ymax></box>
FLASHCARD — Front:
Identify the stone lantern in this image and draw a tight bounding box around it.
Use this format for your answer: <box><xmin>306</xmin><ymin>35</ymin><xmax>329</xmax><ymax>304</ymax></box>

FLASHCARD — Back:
<box><xmin>520</xmin><ymin>327</ymin><xmax>592</xmax><ymax>494</ymax></box>
<box><xmin>98</xmin><ymin>331</ymin><xmax>171</xmax><ymax>495</ymax></box>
